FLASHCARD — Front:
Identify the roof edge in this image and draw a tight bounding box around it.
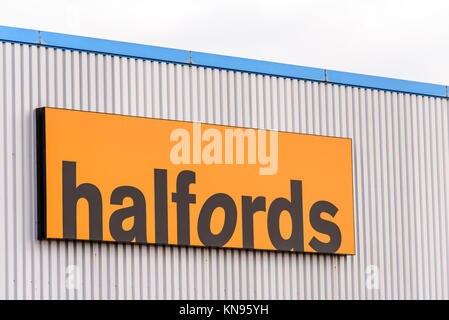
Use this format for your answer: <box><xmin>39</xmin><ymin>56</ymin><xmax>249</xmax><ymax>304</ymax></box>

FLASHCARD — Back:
<box><xmin>0</xmin><ymin>25</ymin><xmax>447</xmax><ymax>98</ymax></box>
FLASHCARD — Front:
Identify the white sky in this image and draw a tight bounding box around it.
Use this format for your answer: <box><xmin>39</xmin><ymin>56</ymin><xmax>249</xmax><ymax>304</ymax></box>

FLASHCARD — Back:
<box><xmin>1</xmin><ymin>0</ymin><xmax>449</xmax><ymax>85</ymax></box>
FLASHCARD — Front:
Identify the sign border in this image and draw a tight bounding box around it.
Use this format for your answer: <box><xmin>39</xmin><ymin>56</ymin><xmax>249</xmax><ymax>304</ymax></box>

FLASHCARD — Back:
<box><xmin>35</xmin><ymin>107</ymin><xmax>355</xmax><ymax>255</ymax></box>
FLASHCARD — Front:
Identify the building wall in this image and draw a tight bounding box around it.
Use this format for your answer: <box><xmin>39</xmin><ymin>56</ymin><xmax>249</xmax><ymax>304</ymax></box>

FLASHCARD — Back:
<box><xmin>1</xmin><ymin>41</ymin><xmax>448</xmax><ymax>299</ymax></box>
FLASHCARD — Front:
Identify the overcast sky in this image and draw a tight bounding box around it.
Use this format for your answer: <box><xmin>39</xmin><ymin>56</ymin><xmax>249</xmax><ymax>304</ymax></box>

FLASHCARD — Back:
<box><xmin>1</xmin><ymin>0</ymin><xmax>449</xmax><ymax>85</ymax></box>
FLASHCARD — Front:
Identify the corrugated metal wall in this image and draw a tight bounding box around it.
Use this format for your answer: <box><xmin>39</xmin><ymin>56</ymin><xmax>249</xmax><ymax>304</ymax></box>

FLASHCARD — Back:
<box><xmin>1</xmin><ymin>41</ymin><xmax>448</xmax><ymax>299</ymax></box>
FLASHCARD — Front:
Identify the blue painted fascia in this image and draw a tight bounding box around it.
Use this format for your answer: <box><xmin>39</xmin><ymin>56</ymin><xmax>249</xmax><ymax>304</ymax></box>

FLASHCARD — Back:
<box><xmin>0</xmin><ymin>25</ymin><xmax>39</xmax><ymax>44</ymax></box>
<box><xmin>39</xmin><ymin>30</ymin><xmax>191</xmax><ymax>64</ymax></box>
<box><xmin>191</xmin><ymin>51</ymin><xmax>325</xmax><ymax>81</ymax></box>
<box><xmin>326</xmin><ymin>70</ymin><xmax>447</xmax><ymax>98</ymax></box>
<box><xmin>0</xmin><ymin>25</ymin><xmax>447</xmax><ymax>98</ymax></box>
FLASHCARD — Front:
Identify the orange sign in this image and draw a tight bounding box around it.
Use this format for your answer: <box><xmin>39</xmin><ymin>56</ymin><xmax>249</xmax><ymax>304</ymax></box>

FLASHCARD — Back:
<box><xmin>36</xmin><ymin>107</ymin><xmax>355</xmax><ymax>254</ymax></box>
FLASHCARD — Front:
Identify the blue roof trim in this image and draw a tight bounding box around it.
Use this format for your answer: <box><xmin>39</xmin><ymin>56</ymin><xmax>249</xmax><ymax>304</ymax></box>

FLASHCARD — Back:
<box><xmin>39</xmin><ymin>30</ymin><xmax>190</xmax><ymax>64</ymax></box>
<box><xmin>326</xmin><ymin>70</ymin><xmax>447</xmax><ymax>98</ymax></box>
<box><xmin>191</xmin><ymin>51</ymin><xmax>325</xmax><ymax>81</ymax></box>
<box><xmin>0</xmin><ymin>25</ymin><xmax>39</xmax><ymax>44</ymax></box>
<box><xmin>0</xmin><ymin>25</ymin><xmax>447</xmax><ymax>98</ymax></box>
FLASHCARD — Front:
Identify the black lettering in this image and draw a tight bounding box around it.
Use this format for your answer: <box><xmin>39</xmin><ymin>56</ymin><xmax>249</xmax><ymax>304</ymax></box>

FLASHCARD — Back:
<box><xmin>109</xmin><ymin>186</ymin><xmax>147</xmax><ymax>242</ymax></box>
<box><xmin>308</xmin><ymin>200</ymin><xmax>341</xmax><ymax>253</ymax></box>
<box><xmin>267</xmin><ymin>180</ymin><xmax>304</xmax><ymax>252</ymax></box>
<box><xmin>241</xmin><ymin>196</ymin><xmax>266</xmax><ymax>249</ymax></box>
<box><xmin>198</xmin><ymin>193</ymin><xmax>237</xmax><ymax>247</ymax></box>
<box><xmin>154</xmin><ymin>169</ymin><xmax>168</xmax><ymax>244</ymax></box>
<box><xmin>62</xmin><ymin>161</ymin><xmax>103</xmax><ymax>241</ymax></box>
<box><xmin>172</xmin><ymin>170</ymin><xmax>196</xmax><ymax>246</ymax></box>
